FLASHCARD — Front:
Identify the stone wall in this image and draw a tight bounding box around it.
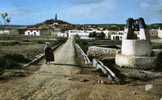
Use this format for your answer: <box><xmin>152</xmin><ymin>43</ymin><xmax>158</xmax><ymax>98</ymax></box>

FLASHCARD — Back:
<box><xmin>74</xmin><ymin>44</ymin><xmax>91</xmax><ymax>65</ymax></box>
<box><xmin>115</xmin><ymin>54</ymin><xmax>156</xmax><ymax>69</ymax></box>
<box><xmin>87</xmin><ymin>46</ymin><xmax>118</xmax><ymax>60</ymax></box>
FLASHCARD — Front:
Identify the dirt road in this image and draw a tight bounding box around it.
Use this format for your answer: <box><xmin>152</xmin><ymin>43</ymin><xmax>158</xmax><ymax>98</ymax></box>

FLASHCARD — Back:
<box><xmin>0</xmin><ymin>38</ymin><xmax>101</xmax><ymax>100</ymax></box>
<box><xmin>0</xmin><ymin>38</ymin><xmax>80</xmax><ymax>100</ymax></box>
<box><xmin>0</xmin><ymin>38</ymin><xmax>161</xmax><ymax>100</ymax></box>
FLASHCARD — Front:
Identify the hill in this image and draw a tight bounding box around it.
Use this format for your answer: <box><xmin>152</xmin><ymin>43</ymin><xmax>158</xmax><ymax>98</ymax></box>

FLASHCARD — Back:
<box><xmin>31</xmin><ymin>19</ymin><xmax>75</xmax><ymax>30</ymax></box>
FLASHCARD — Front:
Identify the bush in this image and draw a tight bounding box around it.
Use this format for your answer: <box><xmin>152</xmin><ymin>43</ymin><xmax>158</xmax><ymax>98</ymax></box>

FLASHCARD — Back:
<box><xmin>89</xmin><ymin>32</ymin><xmax>105</xmax><ymax>39</ymax></box>
<box><xmin>96</xmin><ymin>32</ymin><xmax>105</xmax><ymax>39</ymax></box>
<box><xmin>0</xmin><ymin>41</ymin><xmax>21</xmax><ymax>46</ymax></box>
<box><xmin>3</xmin><ymin>54</ymin><xmax>31</xmax><ymax>63</ymax></box>
<box><xmin>0</xmin><ymin>57</ymin><xmax>6</xmax><ymax>70</ymax></box>
<box><xmin>4</xmin><ymin>59</ymin><xmax>21</xmax><ymax>69</ymax></box>
<box><xmin>0</xmin><ymin>54</ymin><xmax>31</xmax><ymax>71</ymax></box>
<box><xmin>155</xmin><ymin>52</ymin><xmax>162</xmax><ymax>70</ymax></box>
<box><xmin>74</xmin><ymin>35</ymin><xmax>88</xmax><ymax>52</ymax></box>
<box><xmin>0</xmin><ymin>56</ymin><xmax>20</xmax><ymax>73</ymax></box>
<box><xmin>89</xmin><ymin>32</ymin><xmax>96</xmax><ymax>37</ymax></box>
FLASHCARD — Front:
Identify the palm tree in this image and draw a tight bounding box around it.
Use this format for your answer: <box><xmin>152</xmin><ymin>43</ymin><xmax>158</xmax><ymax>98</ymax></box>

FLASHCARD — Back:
<box><xmin>0</xmin><ymin>12</ymin><xmax>11</xmax><ymax>25</ymax></box>
<box><xmin>0</xmin><ymin>12</ymin><xmax>11</xmax><ymax>34</ymax></box>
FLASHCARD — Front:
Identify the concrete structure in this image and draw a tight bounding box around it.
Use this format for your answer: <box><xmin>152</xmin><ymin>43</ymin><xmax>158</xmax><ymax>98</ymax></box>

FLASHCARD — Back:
<box><xmin>124</xmin><ymin>26</ymin><xmax>159</xmax><ymax>39</ymax></box>
<box><xmin>116</xmin><ymin>18</ymin><xmax>156</xmax><ymax>69</ymax></box>
<box><xmin>67</xmin><ymin>30</ymin><xmax>89</xmax><ymax>39</ymax></box>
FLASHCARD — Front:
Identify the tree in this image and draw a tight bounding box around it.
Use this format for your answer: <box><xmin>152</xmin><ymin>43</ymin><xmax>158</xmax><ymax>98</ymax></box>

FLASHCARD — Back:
<box><xmin>96</xmin><ymin>32</ymin><xmax>105</xmax><ymax>39</ymax></box>
<box><xmin>89</xmin><ymin>32</ymin><xmax>96</xmax><ymax>37</ymax></box>
<box><xmin>0</xmin><ymin>12</ymin><xmax>11</xmax><ymax>25</ymax></box>
<box><xmin>89</xmin><ymin>31</ymin><xmax>105</xmax><ymax>39</ymax></box>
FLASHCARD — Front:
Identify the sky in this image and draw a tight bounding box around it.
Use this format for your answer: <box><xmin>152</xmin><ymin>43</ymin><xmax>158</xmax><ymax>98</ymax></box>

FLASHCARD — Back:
<box><xmin>0</xmin><ymin>0</ymin><xmax>162</xmax><ymax>25</ymax></box>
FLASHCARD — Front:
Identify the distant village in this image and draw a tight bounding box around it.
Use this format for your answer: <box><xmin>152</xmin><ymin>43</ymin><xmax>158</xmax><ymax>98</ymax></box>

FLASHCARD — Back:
<box><xmin>1</xmin><ymin>14</ymin><xmax>162</xmax><ymax>40</ymax></box>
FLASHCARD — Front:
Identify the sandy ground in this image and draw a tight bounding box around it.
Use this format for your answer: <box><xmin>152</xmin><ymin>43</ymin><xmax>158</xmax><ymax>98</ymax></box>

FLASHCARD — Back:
<box><xmin>0</xmin><ymin>38</ymin><xmax>161</xmax><ymax>100</ymax></box>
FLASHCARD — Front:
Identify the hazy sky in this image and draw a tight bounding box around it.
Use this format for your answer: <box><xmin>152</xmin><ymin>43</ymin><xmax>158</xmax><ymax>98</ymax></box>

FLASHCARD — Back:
<box><xmin>0</xmin><ymin>0</ymin><xmax>162</xmax><ymax>25</ymax></box>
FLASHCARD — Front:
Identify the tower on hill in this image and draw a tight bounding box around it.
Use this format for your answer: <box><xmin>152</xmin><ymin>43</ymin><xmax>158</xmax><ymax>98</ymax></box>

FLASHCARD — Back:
<box><xmin>55</xmin><ymin>14</ymin><xmax>58</xmax><ymax>21</ymax></box>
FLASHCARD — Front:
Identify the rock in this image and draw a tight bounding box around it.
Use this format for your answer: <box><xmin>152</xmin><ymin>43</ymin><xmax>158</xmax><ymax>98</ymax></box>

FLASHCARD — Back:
<box><xmin>80</xmin><ymin>79</ymin><xmax>89</xmax><ymax>82</ymax></box>
<box><xmin>100</xmin><ymin>80</ymin><xmax>104</xmax><ymax>84</ymax></box>
<box><xmin>132</xmin><ymin>91</ymin><xmax>137</xmax><ymax>95</ymax></box>
<box><xmin>97</xmin><ymin>80</ymin><xmax>103</xmax><ymax>84</ymax></box>
<box><xmin>97</xmin><ymin>80</ymin><xmax>112</xmax><ymax>84</ymax></box>
<box><xmin>67</xmin><ymin>77</ymin><xmax>73</xmax><ymax>80</ymax></box>
<box><xmin>145</xmin><ymin>84</ymin><xmax>153</xmax><ymax>91</ymax></box>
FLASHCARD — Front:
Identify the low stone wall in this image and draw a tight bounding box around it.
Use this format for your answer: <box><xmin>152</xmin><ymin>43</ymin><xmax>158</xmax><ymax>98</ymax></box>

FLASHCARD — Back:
<box><xmin>115</xmin><ymin>54</ymin><xmax>156</xmax><ymax>69</ymax></box>
<box><xmin>74</xmin><ymin>44</ymin><xmax>91</xmax><ymax>66</ymax></box>
<box><xmin>23</xmin><ymin>42</ymin><xmax>64</xmax><ymax>68</ymax></box>
<box><xmin>87</xmin><ymin>46</ymin><xmax>119</xmax><ymax>60</ymax></box>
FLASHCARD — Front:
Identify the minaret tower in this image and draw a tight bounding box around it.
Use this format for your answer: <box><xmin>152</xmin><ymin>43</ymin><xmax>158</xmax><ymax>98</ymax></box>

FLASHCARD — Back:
<box><xmin>55</xmin><ymin>14</ymin><xmax>58</xmax><ymax>21</ymax></box>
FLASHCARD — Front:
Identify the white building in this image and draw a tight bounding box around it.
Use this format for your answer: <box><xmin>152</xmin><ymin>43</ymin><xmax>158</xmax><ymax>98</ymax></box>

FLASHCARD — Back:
<box><xmin>23</xmin><ymin>28</ymin><xmax>58</xmax><ymax>37</ymax></box>
<box><xmin>57</xmin><ymin>32</ymin><xmax>68</xmax><ymax>38</ymax></box>
<box><xmin>149</xmin><ymin>29</ymin><xmax>158</xmax><ymax>39</ymax></box>
<box><xmin>158</xmin><ymin>28</ymin><xmax>162</xmax><ymax>38</ymax></box>
<box><xmin>0</xmin><ymin>29</ymin><xmax>10</xmax><ymax>34</ymax></box>
<box><xmin>24</xmin><ymin>28</ymin><xmax>40</xmax><ymax>36</ymax></box>
<box><xmin>111</xmin><ymin>31</ymin><xmax>124</xmax><ymax>40</ymax></box>
<box><xmin>67</xmin><ymin>30</ymin><xmax>89</xmax><ymax>39</ymax></box>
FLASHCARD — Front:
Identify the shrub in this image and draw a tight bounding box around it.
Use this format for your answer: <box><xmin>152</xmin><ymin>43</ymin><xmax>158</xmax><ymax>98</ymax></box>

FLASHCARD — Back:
<box><xmin>74</xmin><ymin>35</ymin><xmax>88</xmax><ymax>52</ymax></box>
<box><xmin>3</xmin><ymin>54</ymin><xmax>31</xmax><ymax>63</ymax></box>
<box><xmin>0</xmin><ymin>54</ymin><xmax>31</xmax><ymax>71</ymax></box>
<box><xmin>0</xmin><ymin>57</ymin><xmax>6</xmax><ymax>71</ymax></box>
<box><xmin>155</xmin><ymin>52</ymin><xmax>162</xmax><ymax>70</ymax></box>
<box><xmin>89</xmin><ymin>32</ymin><xmax>96</xmax><ymax>37</ymax></box>
<box><xmin>0</xmin><ymin>56</ymin><xmax>21</xmax><ymax>73</ymax></box>
<box><xmin>0</xmin><ymin>41</ymin><xmax>21</xmax><ymax>46</ymax></box>
<box><xmin>4</xmin><ymin>59</ymin><xmax>21</xmax><ymax>69</ymax></box>
<box><xmin>89</xmin><ymin>32</ymin><xmax>105</xmax><ymax>39</ymax></box>
<box><xmin>96</xmin><ymin>32</ymin><xmax>105</xmax><ymax>39</ymax></box>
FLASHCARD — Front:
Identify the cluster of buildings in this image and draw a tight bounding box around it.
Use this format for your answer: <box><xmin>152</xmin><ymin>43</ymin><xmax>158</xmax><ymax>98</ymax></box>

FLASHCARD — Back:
<box><xmin>59</xmin><ymin>27</ymin><xmax>162</xmax><ymax>40</ymax></box>
<box><xmin>0</xmin><ymin>26</ymin><xmax>60</xmax><ymax>37</ymax></box>
<box><xmin>0</xmin><ymin>15</ymin><xmax>162</xmax><ymax>40</ymax></box>
<box><xmin>1</xmin><ymin>25</ymin><xmax>162</xmax><ymax>40</ymax></box>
